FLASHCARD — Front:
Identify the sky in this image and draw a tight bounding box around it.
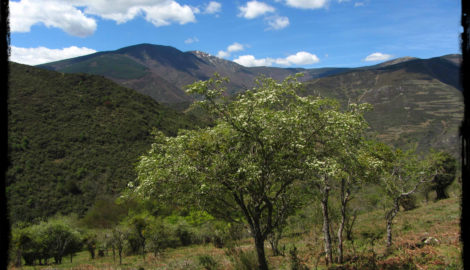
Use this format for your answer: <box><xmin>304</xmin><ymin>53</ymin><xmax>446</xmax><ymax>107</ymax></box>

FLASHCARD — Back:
<box><xmin>9</xmin><ymin>0</ymin><xmax>462</xmax><ymax>68</ymax></box>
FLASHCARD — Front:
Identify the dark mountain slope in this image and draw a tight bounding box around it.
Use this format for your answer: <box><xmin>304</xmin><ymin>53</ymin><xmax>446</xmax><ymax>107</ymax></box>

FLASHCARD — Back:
<box><xmin>7</xmin><ymin>62</ymin><xmax>202</xmax><ymax>223</ymax></box>
<box><xmin>38</xmin><ymin>44</ymin><xmax>350</xmax><ymax>105</ymax></box>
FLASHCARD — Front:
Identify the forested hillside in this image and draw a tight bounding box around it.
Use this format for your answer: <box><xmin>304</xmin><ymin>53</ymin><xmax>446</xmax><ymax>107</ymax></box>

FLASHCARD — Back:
<box><xmin>7</xmin><ymin>62</ymin><xmax>203</xmax><ymax>223</ymax></box>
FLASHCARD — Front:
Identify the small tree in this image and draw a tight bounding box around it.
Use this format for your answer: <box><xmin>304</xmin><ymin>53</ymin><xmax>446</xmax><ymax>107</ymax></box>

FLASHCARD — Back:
<box><xmin>144</xmin><ymin>216</ymin><xmax>167</xmax><ymax>258</ymax></box>
<box><xmin>381</xmin><ymin>147</ymin><xmax>437</xmax><ymax>248</ymax></box>
<box><xmin>425</xmin><ymin>150</ymin><xmax>457</xmax><ymax>200</ymax></box>
<box><xmin>111</xmin><ymin>225</ymin><xmax>128</xmax><ymax>265</ymax></box>
<box><xmin>64</xmin><ymin>229</ymin><xmax>82</xmax><ymax>263</ymax></box>
<box><xmin>297</xmin><ymin>102</ymin><xmax>372</xmax><ymax>265</ymax></box>
<box><xmin>83</xmin><ymin>232</ymin><xmax>97</xmax><ymax>260</ymax></box>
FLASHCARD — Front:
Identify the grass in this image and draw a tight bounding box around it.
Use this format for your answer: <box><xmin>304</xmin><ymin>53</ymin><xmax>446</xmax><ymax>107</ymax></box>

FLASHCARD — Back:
<box><xmin>9</xmin><ymin>196</ymin><xmax>461</xmax><ymax>270</ymax></box>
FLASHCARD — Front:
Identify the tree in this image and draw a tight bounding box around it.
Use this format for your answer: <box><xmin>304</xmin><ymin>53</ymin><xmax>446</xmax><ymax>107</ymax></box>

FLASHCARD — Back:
<box><xmin>295</xmin><ymin>102</ymin><xmax>372</xmax><ymax>265</ymax></box>
<box><xmin>144</xmin><ymin>216</ymin><xmax>167</xmax><ymax>258</ymax></box>
<box><xmin>83</xmin><ymin>232</ymin><xmax>97</xmax><ymax>260</ymax></box>
<box><xmin>126</xmin><ymin>214</ymin><xmax>148</xmax><ymax>260</ymax></box>
<box><xmin>11</xmin><ymin>219</ymin><xmax>83</xmax><ymax>265</ymax></box>
<box><xmin>132</xmin><ymin>75</ymin><xmax>350</xmax><ymax>269</ymax></box>
<box><xmin>380</xmin><ymin>147</ymin><xmax>438</xmax><ymax>248</ymax></box>
<box><xmin>425</xmin><ymin>151</ymin><xmax>457</xmax><ymax>200</ymax></box>
<box><xmin>110</xmin><ymin>225</ymin><xmax>128</xmax><ymax>265</ymax></box>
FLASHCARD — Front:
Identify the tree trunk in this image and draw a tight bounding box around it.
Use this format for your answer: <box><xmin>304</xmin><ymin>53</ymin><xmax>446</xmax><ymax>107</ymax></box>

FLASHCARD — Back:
<box><xmin>321</xmin><ymin>184</ymin><xmax>333</xmax><ymax>266</ymax></box>
<box><xmin>254</xmin><ymin>229</ymin><xmax>269</xmax><ymax>270</ymax></box>
<box><xmin>386</xmin><ymin>199</ymin><xmax>399</xmax><ymax>247</ymax></box>
<box><xmin>268</xmin><ymin>232</ymin><xmax>281</xmax><ymax>256</ymax></box>
<box><xmin>435</xmin><ymin>188</ymin><xmax>448</xmax><ymax>200</ymax></box>
<box><xmin>337</xmin><ymin>178</ymin><xmax>349</xmax><ymax>264</ymax></box>
<box><xmin>142</xmin><ymin>243</ymin><xmax>146</xmax><ymax>261</ymax></box>
<box><xmin>15</xmin><ymin>250</ymin><xmax>22</xmax><ymax>267</ymax></box>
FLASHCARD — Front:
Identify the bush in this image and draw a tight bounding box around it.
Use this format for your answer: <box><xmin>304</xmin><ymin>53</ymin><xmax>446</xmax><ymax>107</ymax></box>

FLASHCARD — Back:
<box><xmin>10</xmin><ymin>219</ymin><xmax>83</xmax><ymax>266</ymax></box>
<box><xmin>399</xmin><ymin>195</ymin><xmax>418</xmax><ymax>211</ymax></box>
<box><xmin>289</xmin><ymin>246</ymin><xmax>309</xmax><ymax>270</ymax></box>
<box><xmin>198</xmin><ymin>254</ymin><xmax>219</xmax><ymax>270</ymax></box>
<box><xmin>226</xmin><ymin>246</ymin><xmax>259</xmax><ymax>270</ymax></box>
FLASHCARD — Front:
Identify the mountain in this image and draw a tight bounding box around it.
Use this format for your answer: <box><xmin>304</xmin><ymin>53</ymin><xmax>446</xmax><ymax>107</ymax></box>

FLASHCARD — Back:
<box><xmin>38</xmin><ymin>44</ymin><xmax>463</xmax><ymax>153</ymax></box>
<box><xmin>7</xmin><ymin>62</ymin><xmax>203</xmax><ymax>223</ymax></box>
<box><xmin>12</xmin><ymin>45</ymin><xmax>463</xmax><ymax>222</ymax></box>
<box><xmin>39</xmin><ymin>44</ymin><xmax>350</xmax><ymax>105</ymax></box>
<box><xmin>302</xmin><ymin>55</ymin><xmax>463</xmax><ymax>154</ymax></box>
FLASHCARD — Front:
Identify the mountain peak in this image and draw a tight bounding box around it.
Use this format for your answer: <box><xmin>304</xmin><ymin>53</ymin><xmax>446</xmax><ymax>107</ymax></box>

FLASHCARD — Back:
<box><xmin>375</xmin><ymin>56</ymin><xmax>418</xmax><ymax>68</ymax></box>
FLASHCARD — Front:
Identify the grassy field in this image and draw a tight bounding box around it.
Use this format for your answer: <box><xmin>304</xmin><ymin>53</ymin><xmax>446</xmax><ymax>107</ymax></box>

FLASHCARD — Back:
<box><xmin>8</xmin><ymin>194</ymin><xmax>462</xmax><ymax>270</ymax></box>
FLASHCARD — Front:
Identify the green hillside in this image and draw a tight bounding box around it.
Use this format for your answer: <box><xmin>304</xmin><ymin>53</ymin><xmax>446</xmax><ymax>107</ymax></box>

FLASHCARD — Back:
<box><xmin>303</xmin><ymin>60</ymin><xmax>463</xmax><ymax>155</ymax></box>
<box><xmin>7</xmin><ymin>62</ymin><xmax>202</xmax><ymax>223</ymax></box>
<box><xmin>45</xmin><ymin>53</ymin><xmax>149</xmax><ymax>80</ymax></box>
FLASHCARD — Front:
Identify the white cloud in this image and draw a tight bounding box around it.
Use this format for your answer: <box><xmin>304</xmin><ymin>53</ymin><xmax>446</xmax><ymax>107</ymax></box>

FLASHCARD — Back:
<box><xmin>10</xmin><ymin>0</ymin><xmax>198</xmax><ymax>36</ymax></box>
<box><xmin>142</xmin><ymin>2</ymin><xmax>196</xmax><ymax>26</ymax></box>
<box><xmin>233</xmin><ymin>55</ymin><xmax>273</xmax><ymax>67</ymax></box>
<box><xmin>364</xmin><ymin>52</ymin><xmax>393</xmax><ymax>61</ymax></box>
<box><xmin>227</xmin><ymin>42</ymin><xmax>244</xmax><ymax>53</ymax></box>
<box><xmin>238</xmin><ymin>1</ymin><xmax>275</xmax><ymax>19</ymax></box>
<box><xmin>217</xmin><ymin>42</ymin><xmax>245</xmax><ymax>58</ymax></box>
<box><xmin>265</xmin><ymin>15</ymin><xmax>289</xmax><ymax>30</ymax></box>
<box><xmin>354</xmin><ymin>2</ymin><xmax>365</xmax><ymax>7</ymax></box>
<box><xmin>204</xmin><ymin>1</ymin><xmax>221</xmax><ymax>14</ymax></box>
<box><xmin>285</xmin><ymin>0</ymin><xmax>329</xmax><ymax>9</ymax></box>
<box><xmin>184</xmin><ymin>37</ymin><xmax>199</xmax><ymax>44</ymax></box>
<box><xmin>10</xmin><ymin>46</ymin><xmax>97</xmax><ymax>65</ymax></box>
<box><xmin>285</xmin><ymin>51</ymin><xmax>320</xmax><ymax>65</ymax></box>
<box><xmin>10</xmin><ymin>0</ymin><xmax>97</xmax><ymax>37</ymax></box>
<box><xmin>234</xmin><ymin>51</ymin><xmax>319</xmax><ymax>67</ymax></box>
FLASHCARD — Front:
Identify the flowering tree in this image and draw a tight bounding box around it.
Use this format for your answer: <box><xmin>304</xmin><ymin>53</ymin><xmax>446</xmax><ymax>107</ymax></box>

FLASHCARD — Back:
<box><xmin>295</xmin><ymin>101</ymin><xmax>373</xmax><ymax>265</ymax></box>
<box><xmin>130</xmin><ymin>74</ymin><xmax>372</xmax><ymax>269</ymax></box>
<box><xmin>379</xmin><ymin>147</ymin><xmax>438</xmax><ymax>248</ymax></box>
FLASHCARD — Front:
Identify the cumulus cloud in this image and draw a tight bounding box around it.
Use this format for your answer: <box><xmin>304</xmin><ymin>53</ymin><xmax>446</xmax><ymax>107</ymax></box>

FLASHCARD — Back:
<box><xmin>10</xmin><ymin>46</ymin><xmax>97</xmax><ymax>65</ymax></box>
<box><xmin>10</xmin><ymin>0</ymin><xmax>97</xmax><ymax>37</ymax></box>
<box><xmin>364</xmin><ymin>52</ymin><xmax>393</xmax><ymax>61</ymax></box>
<box><xmin>10</xmin><ymin>0</ymin><xmax>199</xmax><ymax>36</ymax></box>
<box><xmin>238</xmin><ymin>1</ymin><xmax>275</xmax><ymax>19</ymax></box>
<box><xmin>233</xmin><ymin>55</ymin><xmax>273</xmax><ymax>67</ymax></box>
<box><xmin>217</xmin><ymin>42</ymin><xmax>245</xmax><ymax>58</ymax></box>
<box><xmin>204</xmin><ymin>1</ymin><xmax>221</xmax><ymax>14</ymax></box>
<box><xmin>234</xmin><ymin>51</ymin><xmax>319</xmax><ymax>67</ymax></box>
<box><xmin>285</xmin><ymin>51</ymin><xmax>320</xmax><ymax>65</ymax></box>
<box><xmin>142</xmin><ymin>2</ymin><xmax>196</xmax><ymax>26</ymax></box>
<box><xmin>285</xmin><ymin>0</ymin><xmax>329</xmax><ymax>9</ymax></box>
<box><xmin>265</xmin><ymin>15</ymin><xmax>289</xmax><ymax>30</ymax></box>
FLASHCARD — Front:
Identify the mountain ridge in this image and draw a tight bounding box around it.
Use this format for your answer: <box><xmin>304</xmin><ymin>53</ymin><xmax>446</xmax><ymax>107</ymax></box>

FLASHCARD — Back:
<box><xmin>38</xmin><ymin>43</ymin><xmax>462</xmax><ymax>106</ymax></box>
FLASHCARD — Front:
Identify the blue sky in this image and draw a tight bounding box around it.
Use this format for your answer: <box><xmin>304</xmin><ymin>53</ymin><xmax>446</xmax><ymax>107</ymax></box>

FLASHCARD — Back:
<box><xmin>10</xmin><ymin>0</ymin><xmax>461</xmax><ymax>68</ymax></box>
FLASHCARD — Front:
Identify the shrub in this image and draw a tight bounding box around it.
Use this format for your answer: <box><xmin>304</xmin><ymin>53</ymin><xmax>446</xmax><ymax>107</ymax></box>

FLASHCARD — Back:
<box><xmin>226</xmin><ymin>247</ymin><xmax>259</xmax><ymax>270</ymax></box>
<box><xmin>198</xmin><ymin>254</ymin><xmax>219</xmax><ymax>270</ymax></box>
<box><xmin>289</xmin><ymin>245</ymin><xmax>309</xmax><ymax>270</ymax></box>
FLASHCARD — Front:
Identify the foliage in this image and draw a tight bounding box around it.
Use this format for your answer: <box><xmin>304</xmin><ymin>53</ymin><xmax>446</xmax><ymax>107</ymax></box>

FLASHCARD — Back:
<box><xmin>7</xmin><ymin>62</ymin><xmax>203</xmax><ymax>224</ymax></box>
<box><xmin>198</xmin><ymin>254</ymin><xmax>219</xmax><ymax>270</ymax></box>
<box><xmin>10</xmin><ymin>218</ymin><xmax>83</xmax><ymax>266</ymax></box>
<box><xmin>377</xmin><ymin>146</ymin><xmax>440</xmax><ymax>247</ymax></box>
<box><xmin>289</xmin><ymin>245</ymin><xmax>309</xmax><ymax>270</ymax></box>
<box><xmin>424</xmin><ymin>150</ymin><xmax>457</xmax><ymax>200</ymax></box>
<box><xmin>130</xmin><ymin>74</ymin><xmax>382</xmax><ymax>269</ymax></box>
<box><xmin>225</xmin><ymin>247</ymin><xmax>260</xmax><ymax>270</ymax></box>
<box><xmin>80</xmin><ymin>196</ymin><xmax>128</xmax><ymax>229</ymax></box>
